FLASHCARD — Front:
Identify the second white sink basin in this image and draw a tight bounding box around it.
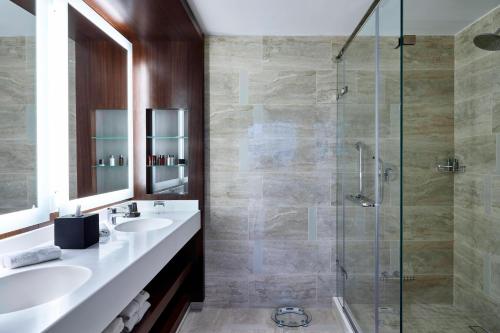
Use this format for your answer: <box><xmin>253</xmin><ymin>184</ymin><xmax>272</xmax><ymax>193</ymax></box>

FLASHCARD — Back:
<box><xmin>0</xmin><ymin>265</ymin><xmax>91</xmax><ymax>314</ymax></box>
<box><xmin>115</xmin><ymin>218</ymin><xmax>174</xmax><ymax>233</ymax></box>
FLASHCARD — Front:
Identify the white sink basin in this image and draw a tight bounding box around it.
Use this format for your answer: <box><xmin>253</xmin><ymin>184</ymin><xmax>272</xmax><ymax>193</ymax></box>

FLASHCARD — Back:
<box><xmin>115</xmin><ymin>218</ymin><xmax>174</xmax><ymax>232</ymax></box>
<box><xmin>0</xmin><ymin>265</ymin><xmax>91</xmax><ymax>314</ymax></box>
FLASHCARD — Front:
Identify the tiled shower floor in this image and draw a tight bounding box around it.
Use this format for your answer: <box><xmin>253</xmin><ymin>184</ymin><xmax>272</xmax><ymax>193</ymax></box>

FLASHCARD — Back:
<box><xmin>177</xmin><ymin>307</ymin><xmax>347</xmax><ymax>333</ymax></box>
<box><xmin>350</xmin><ymin>303</ymin><xmax>483</xmax><ymax>333</ymax></box>
<box><xmin>178</xmin><ymin>304</ymin><xmax>482</xmax><ymax>333</ymax></box>
<box><xmin>404</xmin><ymin>304</ymin><xmax>483</xmax><ymax>333</ymax></box>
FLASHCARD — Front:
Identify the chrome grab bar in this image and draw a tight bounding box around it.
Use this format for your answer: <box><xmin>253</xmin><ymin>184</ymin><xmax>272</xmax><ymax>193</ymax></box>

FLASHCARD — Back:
<box><xmin>355</xmin><ymin>141</ymin><xmax>364</xmax><ymax>194</ymax></box>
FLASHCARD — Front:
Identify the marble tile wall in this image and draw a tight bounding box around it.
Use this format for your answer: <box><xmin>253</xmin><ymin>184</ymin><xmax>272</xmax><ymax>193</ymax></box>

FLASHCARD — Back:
<box><xmin>68</xmin><ymin>39</ymin><xmax>77</xmax><ymax>199</ymax></box>
<box><xmin>337</xmin><ymin>35</ymin><xmax>401</xmax><ymax>322</ymax></box>
<box><xmin>0</xmin><ymin>37</ymin><xmax>37</xmax><ymax>214</ymax></box>
<box><xmin>402</xmin><ymin>36</ymin><xmax>455</xmax><ymax>305</ymax></box>
<box><xmin>205</xmin><ymin>36</ymin><xmax>339</xmax><ymax>307</ymax></box>
<box><xmin>454</xmin><ymin>6</ymin><xmax>500</xmax><ymax>332</ymax></box>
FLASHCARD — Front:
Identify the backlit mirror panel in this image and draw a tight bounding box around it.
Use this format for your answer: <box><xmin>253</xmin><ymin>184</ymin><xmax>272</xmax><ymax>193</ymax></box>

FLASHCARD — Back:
<box><xmin>0</xmin><ymin>0</ymin><xmax>36</xmax><ymax>214</ymax></box>
<box><xmin>68</xmin><ymin>4</ymin><xmax>128</xmax><ymax>199</ymax></box>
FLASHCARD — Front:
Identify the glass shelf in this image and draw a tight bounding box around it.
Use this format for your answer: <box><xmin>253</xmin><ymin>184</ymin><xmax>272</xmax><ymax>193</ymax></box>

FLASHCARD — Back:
<box><xmin>92</xmin><ymin>136</ymin><xmax>128</xmax><ymax>140</ymax></box>
<box><xmin>93</xmin><ymin>165</ymin><xmax>128</xmax><ymax>168</ymax></box>
<box><xmin>146</xmin><ymin>136</ymin><xmax>188</xmax><ymax>140</ymax></box>
<box><xmin>147</xmin><ymin>165</ymin><xmax>186</xmax><ymax>168</ymax></box>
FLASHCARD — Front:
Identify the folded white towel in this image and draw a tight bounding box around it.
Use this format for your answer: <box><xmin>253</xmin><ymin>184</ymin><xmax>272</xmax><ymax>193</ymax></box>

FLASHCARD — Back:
<box><xmin>2</xmin><ymin>245</ymin><xmax>62</xmax><ymax>269</ymax></box>
<box><xmin>123</xmin><ymin>301</ymin><xmax>151</xmax><ymax>332</ymax></box>
<box><xmin>102</xmin><ymin>317</ymin><xmax>124</xmax><ymax>333</ymax></box>
<box><xmin>99</xmin><ymin>224</ymin><xmax>111</xmax><ymax>243</ymax></box>
<box><xmin>120</xmin><ymin>290</ymin><xmax>150</xmax><ymax>320</ymax></box>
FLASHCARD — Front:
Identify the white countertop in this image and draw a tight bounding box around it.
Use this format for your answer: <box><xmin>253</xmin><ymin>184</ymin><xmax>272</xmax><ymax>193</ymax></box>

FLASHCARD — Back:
<box><xmin>0</xmin><ymin>200</ymin><xmax>201</xmax><ymax>333</ymax></box>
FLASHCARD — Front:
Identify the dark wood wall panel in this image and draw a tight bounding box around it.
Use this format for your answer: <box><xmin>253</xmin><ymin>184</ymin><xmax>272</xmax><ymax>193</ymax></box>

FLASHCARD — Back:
<box><xmin>71</xmin><ymin>6</ymin><xmax>128</xmax><ymax>198</ymax></box>
<box><xmin>83</xmin><ymin>0</ymin><xmax>202</xmax><ymax>40</ymax></box>
<box><xmin>86</xmin><ymin>0</ymin><xmax>206</xmax><ymax>313</ymax></box>
<box><xmin>132</xmin><ymin>39</ymin><xmax>204</xmax><ymax>205</ymax></box>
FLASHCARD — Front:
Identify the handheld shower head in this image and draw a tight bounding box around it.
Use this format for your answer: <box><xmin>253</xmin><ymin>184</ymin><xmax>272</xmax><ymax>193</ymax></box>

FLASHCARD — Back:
<box><xmin>473</xmin><ymin>28</ymin><xmax>500</xmax><ymax>51</ymax></box>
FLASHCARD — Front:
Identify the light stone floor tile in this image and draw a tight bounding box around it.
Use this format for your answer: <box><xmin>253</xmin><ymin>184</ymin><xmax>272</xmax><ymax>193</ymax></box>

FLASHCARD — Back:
<box><xmin>178</xmin><ymin>308</ymin><xmax>346</xmax><ymax>333</ymax></box>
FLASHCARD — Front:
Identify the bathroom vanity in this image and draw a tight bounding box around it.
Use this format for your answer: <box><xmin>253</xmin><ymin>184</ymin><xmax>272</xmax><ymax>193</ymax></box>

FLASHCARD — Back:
<box><xmin>0</xmin><ymin>201</ymin><xmax>200</xmax><ymax>333</ymax></box>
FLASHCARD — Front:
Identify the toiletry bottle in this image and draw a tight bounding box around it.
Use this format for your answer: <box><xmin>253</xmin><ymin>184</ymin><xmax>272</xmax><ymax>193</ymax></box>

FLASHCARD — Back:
<box><xmin>119</xmin><ymin>155</ymin><xmax>124</xmax><ymax>166</ymax></box>
<box><xmin>109</xmin><ymin>155</ymin><xmax>115</xmax><ymax>167</ymax></box>
<box><xmin>147</xmin><ymin>155</ymin><xmax>152</xmax><ymax>166</ymax></box>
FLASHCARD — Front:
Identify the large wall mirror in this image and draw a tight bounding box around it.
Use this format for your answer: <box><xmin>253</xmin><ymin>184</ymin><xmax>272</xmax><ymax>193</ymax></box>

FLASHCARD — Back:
<box><xmin>0</xmin><ymin>0</ymin><xmax>37</xmax><ymax>215</ymax></box>
<box><xmin>67</xmin><ymin>2</ymin><xmax>131</xmax><ymax>201</ymax></box>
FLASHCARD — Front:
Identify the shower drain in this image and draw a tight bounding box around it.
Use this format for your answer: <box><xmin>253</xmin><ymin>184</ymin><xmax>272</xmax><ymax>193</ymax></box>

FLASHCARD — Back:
<box><xmin>271</xmin><ymin>307</ymin><xmax>312</xmax><ymax>327</ymax></box>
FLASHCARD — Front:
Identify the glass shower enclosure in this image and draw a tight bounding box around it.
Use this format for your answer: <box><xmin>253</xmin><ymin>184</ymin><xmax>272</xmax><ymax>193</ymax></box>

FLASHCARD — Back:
<box><xmin>336</xmin><ymin>0</ymin><xmax>402</xmax><ymax>332</ymax></box>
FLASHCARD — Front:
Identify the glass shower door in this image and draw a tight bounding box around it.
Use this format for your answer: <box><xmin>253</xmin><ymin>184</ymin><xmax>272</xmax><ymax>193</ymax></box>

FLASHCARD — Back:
<box><xmin>336</xmin><ymin>0</ymin><xmax>401</xmax><ymax>332</ymax></box>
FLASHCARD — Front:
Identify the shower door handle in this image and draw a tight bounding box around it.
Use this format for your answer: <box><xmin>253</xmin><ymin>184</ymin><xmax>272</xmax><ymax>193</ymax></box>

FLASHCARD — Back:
<box><xmin>345</xmin><ymin>142</ymin><xmax>376</xmax><ymax>208</ymax></box>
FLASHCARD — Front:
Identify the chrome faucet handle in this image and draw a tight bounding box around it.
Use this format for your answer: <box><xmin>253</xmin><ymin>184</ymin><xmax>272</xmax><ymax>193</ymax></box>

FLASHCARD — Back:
<box><xmin>154</xmin><ymin>200</ymin><xmax>166</xmax><ymax>207</ymax></box>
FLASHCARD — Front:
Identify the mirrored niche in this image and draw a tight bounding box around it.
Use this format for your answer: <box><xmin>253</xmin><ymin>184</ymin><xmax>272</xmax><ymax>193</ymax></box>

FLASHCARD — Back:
<box><xmin>0</xmin><ymin>0</ymin><xmax>37</xmax><ymax>214</ymax></box>
<box><xmin>68</xmin><ymin>4</ymin><xmax>128</xmax><ymax>200</ymax></box>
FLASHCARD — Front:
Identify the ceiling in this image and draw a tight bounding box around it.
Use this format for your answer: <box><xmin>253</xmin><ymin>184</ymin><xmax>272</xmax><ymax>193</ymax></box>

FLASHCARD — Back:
<box><xmin>186</xmin><ymin>0</ymin><xmax>500</xmax><ymax>36</ymax></box>
<box><xmin>0</xmin><ymin>1</ymin><xmax>35</xmax><ymax>36</ymax></box>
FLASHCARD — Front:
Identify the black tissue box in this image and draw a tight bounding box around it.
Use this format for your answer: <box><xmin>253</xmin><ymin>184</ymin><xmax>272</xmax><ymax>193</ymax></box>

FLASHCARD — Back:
<box><xmin>54</xmin><ymin>213</ymin><xmax>99</xmax><ymax>249</ymax></box>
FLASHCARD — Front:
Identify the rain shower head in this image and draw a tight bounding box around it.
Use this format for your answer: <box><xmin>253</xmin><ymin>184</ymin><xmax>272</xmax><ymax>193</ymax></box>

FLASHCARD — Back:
<box><xmin>473</xmin><ymin>28</ymin><xmax>500</xmax><ymax>51</ymax></box>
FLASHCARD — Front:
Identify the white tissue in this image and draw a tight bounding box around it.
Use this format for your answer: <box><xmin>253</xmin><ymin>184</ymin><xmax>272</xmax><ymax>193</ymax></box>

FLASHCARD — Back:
<box><xmin>123</xmin><ymin>301</ymin><xmax>151</xmax><ymax>332</ymax></box>
<box><xmin>120</xmin><ymin>290</ymin><xmax>150</xmax><ymax>320</ymax></box>
<box><xmin>102</xmin><ymin>317</ymin><xmax>124</xmax><ymax>333</ymax></box>
<box><xmin>2</xmin><ymin>245</ymin><xmax>62</xmax><ymax>269</ymax></box>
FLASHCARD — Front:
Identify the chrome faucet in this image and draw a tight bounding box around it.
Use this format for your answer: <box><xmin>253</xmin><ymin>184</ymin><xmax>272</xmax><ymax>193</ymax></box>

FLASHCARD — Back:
<box><xmin>107</xmin><ymin>202</ymin><xmax>141</xmax><ymax>225</ymax></box>
<box><xmin>107</xmin><ymin>206</ymin><xmax>127</xmax><ymax>225</ymax></box>
<box><xmin>153</xmin><ymin>200</ymin><xmax>166</xmax><ymax>208</ymax></box>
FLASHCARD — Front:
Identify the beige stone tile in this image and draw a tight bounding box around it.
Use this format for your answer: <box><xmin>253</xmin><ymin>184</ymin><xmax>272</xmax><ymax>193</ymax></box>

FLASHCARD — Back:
<box><xmin>316</xmin><ymin>207</ymin><xmax>336</xmax><ymax>240</ymax></box>
<box><xmin>207</xmin><ymin>172</ymin><xmax>262</xmax><ymax>206</ymax></box>
<box><xmin>204</xmin><ymin>275</ymin><xmax>249</xmax><ymax>307</ymax></box>
<box><xmin>403</xmin><ymin>69</ymin><xmax>454</xmax><ymax>106</ymax></box>
<box><xmin>403</xmin><ymin>134</ymin><xmax>454</xmax><ymax>170</ymax></box>
<box><xmin>205</xmin><ymin>240</ymin><xmax>253</xmax><ymax>275</ymax></box>
<box><xmin>249</xmin><ymin>206</ymin><xmax>308</xmax><ymax>240</ymax></box>
<box><xmin>260</xmin><ymin>241</ymin><xmax>331</xmax><ymax>274</ymax></box>
<box><xmin>491</xmin><ymin>94</ymin><xmax>500</xmax><ymax>133</ymax></box>
<box><xmin>403</xmin><ymin>36</ymin><xmax>454</xmax><ymax>70</ymax></box>
<box><xmin>263</xmin><ymin>37</ymin><xmax>334</xmax><ymax>71</ymax></box>
<box><xmin>455</xmin><ymin>56</ymin><xmax>500</xmax><ymax>102</ymax></box>
<box><xmin>249</xmin><ymin>274</ymin><xmax>317</xmax><ymax>307</ymax></box>
<box><xmin>207</xmin><ymin>71</ymin><xmax>239</xmax><ymax>105</ymax></box>
<box><xmin>403</xmin><ymin>167</ymin><xmax>453</xmax><ymax>206</ymax></box>
<box><xmin>249</xmin><ymin>104</ymin><xmax>336</xmax><ymax>139</ymax></box>
<box><xmin>245</xmin><ymin>137</ymin><xmax>335</xmax><ymax>173</ymax></box>
<box><xmin>454</xmin><ymin>236</ymin><xmax>484</xmax><ymax>292</ymax></box>
<box><xmin>455</xmin><ymin>96</ymin><xmax>492</xmax><ymax>137</ymax></box>
<box><xmin>316</xmin><ymin>70</ymin><xmax>337</xmax><ymax>104</ymax></box>
<box><xmin>403</xmin><ymin>275</ymin><xmax>453</xmax><ymax>304</ymax></box>
<box><xmin>207</xmin><ymin>137</ymin><xmax>241</xmax><ymax>172</ymax></box>
<box><xmin>0</xmin><ymin>37</ymin><xmax>27</xmax><ymax>68</ymax></box>
<box><xmin>208</xmin><ymin>104</ymin><xmax>253</xmax><ymax>138</ymax></box>
<box><xmin>262</xmin><ymin>173</ymin><xmax>331</xmax><ymax>207</ymax></box>
<box><xmin>455</xmin><ymin>134</ymin><xmax>496</xmax><ymax>174</ymax></box>
<box><xmin>0</xmin><ymin>174</ymin><xmax>28</xmax><ymax>210</ymax></box>
<box><xmin>0</xmin><ymin>105</ymin><xmax>28</xmax><ymax>139</ymax></box>
<box><xmin>403</xmin><ymin>206</ymin><xmax>453</xmax><ymax>241</ymax></box>
<box><xmin>206</xmin><ymin>206</ymin><xmax>249</xmax><ymax>240</ymax></box>
<box><xmin>404</xmin><ymin>241</ymin><xmax>453</xmax><ymax>275</ymax></box>
<box><xmin>249</xmin><ymin>71</ymin><xmax>316</xmax><ymax>105</ymax></box>
<box><xmin>206</xmin><ymin>36</ymin><xmax>263</xmax><ymax>72</ymax></box>
<box><xmin>0</xmin><ymin>140</ymin><xmax>36</xmax><ymax>172</ymax></box>
<box><xmin>404</xmin><ymin>104</ymin><xmax>454</xmax><ymax>137</ymax></box>
<box><xmin>0</xmin><ymin>69</ymin><xmax>34</xmax><ymax>105</ymax></box>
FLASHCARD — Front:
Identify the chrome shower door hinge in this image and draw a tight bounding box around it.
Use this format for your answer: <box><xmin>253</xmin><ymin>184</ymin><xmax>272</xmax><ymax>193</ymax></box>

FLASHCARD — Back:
<box><xmin>336</xmin><ymin>86</ymin><xmax>349</xmax><ymax>100</ymax></box>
